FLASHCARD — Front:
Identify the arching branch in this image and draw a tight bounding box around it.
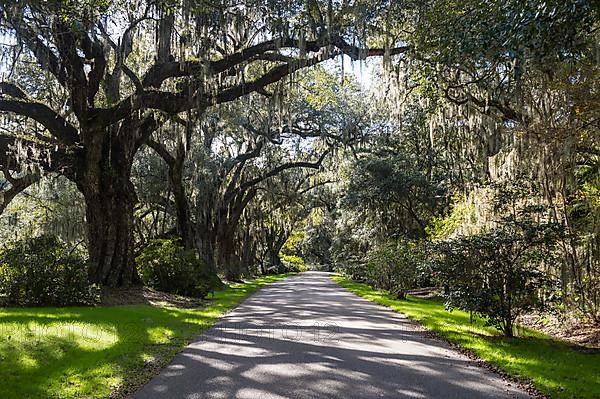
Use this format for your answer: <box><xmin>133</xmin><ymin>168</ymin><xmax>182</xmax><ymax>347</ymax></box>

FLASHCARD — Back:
<box><xmin>226</xmin><ymin>149</ymin><xmax>330</xmax><ymax>203</ymax></box>
<box><xmin>0</xmin><ymin>83</ymin><xmax>79</xmax><ymax>145</ymax></box>
<box><xmin>0</xmin><ymin>168</ymin><xmax>40</xmax><ymax>216</ymax></box>
<box><xmin>91</xmin><ymin>37</ymin><xmax>409</xmax><ymax>127</ymax></box>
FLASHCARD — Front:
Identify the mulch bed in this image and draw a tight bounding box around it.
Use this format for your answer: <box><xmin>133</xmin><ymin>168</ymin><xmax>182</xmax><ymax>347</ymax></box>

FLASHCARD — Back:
<box><xmin>100</xmin><ymin>286</ymin><xmax>208</xmax><ymax>308</ymax></box>
<box><xmin>518</xmin><ymin>312</ymin><xmax>600</xmax><ymax>349</ymax></box>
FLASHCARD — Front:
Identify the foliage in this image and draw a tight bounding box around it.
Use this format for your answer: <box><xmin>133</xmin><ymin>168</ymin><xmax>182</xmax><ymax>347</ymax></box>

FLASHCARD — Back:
<box><xmin>433</xmin><ymin>217</ymin><xmax>562</xmax><ymax>336</ymax></box>
<box><xmin>0</xmin><ymin>274</ymin><xmax>292</xmax><ymax>399</ymax></box>
<box><xmin>335</xmin><ymin>276</ymin><xmax>600</xmax><ymax>399</ymax></box>
<box><xmin>280</xmin><ymin>230</ymin><xmax>306</xmax><ymax>258</ymax></box>
<box><xmin>425</xmin><ymin>194</ymin><xmax>474</xmax><ymax>240</ymax></box>
<box><xmin>299</xmin><ymin>207</ymin><xmax>334</xmax><ymax>267</ymax></box>
<box><xmin>136</xmin><ymin>238</ymin><xmax>216</xmax><ymax>298</ymax></box>
<box><xmin>569</xmin><ymin>164</ymin><xmax>600</xmax><ymax>320</ymax></box>
<box><xmin>279</xmin><ymin>254</ymin><xmax>306</xmax><ymax>272</ymax></box>
<box><xmin>0</xmin><ymin>235</ymin><xmax>98</xmax><ymax>306</ymax></box>
<box><xmin>366</xmin><ymin>240</ymin><xmax>425</xmax><ymax>299</ymax></box>
<box><xmin>412</xmin><ymin>0</ymin><xmax>596</xmax><ymax>68</ymax></box>
<box><xmin>0</xmin><ymin>176</ymin><xmax>86</xmax><ymax>246</ymax></box>
<box><xmin>342</xmin><ymin>155</ymin><xmax>437</xmax><ymax>238</ymax></box>
<box><xmin>336</xmin><ymin>261</ymin><xmax>369</xmax><ymax>282</ymax></box>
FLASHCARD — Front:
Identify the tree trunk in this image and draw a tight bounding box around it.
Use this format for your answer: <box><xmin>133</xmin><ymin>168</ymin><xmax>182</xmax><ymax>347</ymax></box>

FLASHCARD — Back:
<box><xmin>263</xmin><ymin>228</ymin><xmax>288</xmax><ymax>274</ymax></box>
<box><xmin>215</xmin><ymin>190</ymin><xmax>257</xmax><ymax>281</ymax></box>
<box><xmin>147</xmin><ymin>138</ymin><xmax>222</xmax><ymax>286</ymax></box>
<box><xmin>217</xmin><ymin>225</ymin><xmax>244</xmax><ymax>281</ymax></box>
<box><xmin>170</xmin><ymin>155</ymin><xmax>223</xmax><ymax>287</ymax></box>
<box><xmin>79</xmin><ymin>164</ymin><xmax>139</xmax><ymax>286</ymax></box>
<box><xmin>76</xmin><ymin>126</ymin><xmax>141</xmax><ymax>287</ymax></box>
<box><xmin>169</xmin><ymin>156</ymin><xmax>195</xmax><ymax>249</ymax></box>
<box><xmin>194</xmin><ymin>225</ymin><xmax>216</xmax><ymax>271</ymax></box>
<box><xmin>83</xmin><ymin>182</ymin><xmax>138</xmax><ymax>286</ymax></box>
<box><xmin>504</xmin><ymin>318</ymin><xmax>514</xmax><ymax>337</ymax></box>
<box><xmin>239</xmin><ymin>235</ymin><xmax>257</xmax><ymax>275</ymax></box>
<box><xmin>268</xmin><ymin>247</ymin><xmax>282</xmax><ymax>270</ymax></box>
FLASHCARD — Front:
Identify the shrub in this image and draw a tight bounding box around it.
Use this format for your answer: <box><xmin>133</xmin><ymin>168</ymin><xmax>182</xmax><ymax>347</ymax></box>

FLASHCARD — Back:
<box><xmin>434</xmin><ymin>218</ymin><xmax>562</xmax><ymax>336</ymax></box>
<box><xmin>280</xmin><ymin>254</ymin><xmax>306</xmax><ymax>272</ymax></box>
<box><xmin>336</xmin><ymin>261</ymin><xmax>369</xmax><ymax>281</ymax></box>
<box><xmin>367</xmin><ymin>240</ymin><xmax>423</xmax><ymax>299</ymax></box>
<box><xmin>0</xmin><ymin>235</ymin><xmax>99</xmax><ymax>306</ymax></box>
<box><xmin>136</xmin><ymin>238</ymin><xmax>215</xmax><ymax>298</ymax></box>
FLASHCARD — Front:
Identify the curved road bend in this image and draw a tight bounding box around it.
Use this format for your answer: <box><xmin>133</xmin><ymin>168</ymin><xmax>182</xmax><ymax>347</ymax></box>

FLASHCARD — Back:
<box><xmin>134</xmin><ymin>271</ymin><xmax>530</xmax><ymax>399</ymax></box>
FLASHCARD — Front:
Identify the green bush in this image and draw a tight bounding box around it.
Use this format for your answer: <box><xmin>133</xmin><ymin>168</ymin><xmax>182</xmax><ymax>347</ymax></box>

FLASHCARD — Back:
<box><xmin>433</xmin><ymin>218</ymin><xmax>562</xmax><ymax>337</ymax></box>
<box><xmin>336</xmin><ymin>261</ymin><xmax>369</xmax><ymax>281</ymax></box>
<box><xmin>280</xmin><ymin>254</ymin><xmax>306</xmax><ymax>272</ymax></box>
<box><xmin>136</xmin><ymin>238</ymin><xmax>215</xmax><ymax>298</ymax></box>
<box><xmin>0</xmin><ymin>235</ymin><xmax>99</xmax><ymax>306</ymax></box>
<box><xmin>367</xmin><ymin>240</ymin><xmax>423</xmax><ymax>299</ymax></box>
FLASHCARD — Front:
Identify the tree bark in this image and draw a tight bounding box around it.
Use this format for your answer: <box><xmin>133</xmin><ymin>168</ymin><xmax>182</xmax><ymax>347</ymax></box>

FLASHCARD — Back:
<box><xmin>264</xmin><ymin>226</ymin><xmax>288</xmax><ymax>273</ymax></box>
<box><xmin>77</xmin><ymin>128</ymin><xmax>140</xmax><ymax>287</ymax></box>
<box><xmin>82</xmin><ymin>180</ymin><xmax>138</xmax><ymax>286</ymax></box>
<box><xmin>169</xmin><ymin>154</ymin><xmax>195</xmax><ymax>249</ymax></box>
<box><xmin>195</xmin><ymin>224</ymin><xmax>217</xmax><ymax>274</ymax></box>
<box><xmin>217</xmin><ymin>225</ymin><xmax>245</xmax><ymax>282</ymax></box>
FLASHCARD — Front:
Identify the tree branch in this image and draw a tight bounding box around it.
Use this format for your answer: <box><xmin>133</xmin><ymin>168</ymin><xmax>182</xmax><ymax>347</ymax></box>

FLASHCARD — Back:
<box><xmin>6</xmin><ymin>10</ymin><xmax>66</xmax><ymax>86</ymax></box>
<box><xmin>146</xmin><ymin>138</ymin><xmax>176</xmax><ymax>167</ymax></box>
<box><xmin>0</xmin><ymin>83</ymin><xmax>79</xmax><ymax>145</ymax></box>
<box><xmin>0</xmin><ymin>167</ymin><xmax>40</xmax><ymax>216</ymax></box>
<box><xmin>93</xmin><ymin>39</ymin><xmax>408</xmax><ymax>126</ymax></box>
<box><xmin>226</xmin><ymin>149</ymin><xmax>330</xmax><ymax>203</ymax></box>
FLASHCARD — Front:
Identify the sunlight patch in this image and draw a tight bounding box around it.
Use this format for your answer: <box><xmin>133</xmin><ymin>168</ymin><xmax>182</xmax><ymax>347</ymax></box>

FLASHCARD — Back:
<box><xmin>0</xmin><ymin>321</ymin><xmax>119</xmax><ymax>351</ymax></box>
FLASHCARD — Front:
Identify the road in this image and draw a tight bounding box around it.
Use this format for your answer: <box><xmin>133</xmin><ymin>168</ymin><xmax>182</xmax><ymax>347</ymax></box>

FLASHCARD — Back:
<box><xmin>134</xmin><ymin>272</ymin><xmax>530</xmax><ymax>399</ymax></box>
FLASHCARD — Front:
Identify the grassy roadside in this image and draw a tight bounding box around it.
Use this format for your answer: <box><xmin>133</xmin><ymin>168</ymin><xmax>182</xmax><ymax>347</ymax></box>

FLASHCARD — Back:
<box><xmin>334</xmin><ymin>276</ymin><xmax>600</xmax><ymax>399</ymax></box>
<box><xmin>0</xmin><ymin>273</ymin><xmax>293</xmax><ymax>399</ymax></box>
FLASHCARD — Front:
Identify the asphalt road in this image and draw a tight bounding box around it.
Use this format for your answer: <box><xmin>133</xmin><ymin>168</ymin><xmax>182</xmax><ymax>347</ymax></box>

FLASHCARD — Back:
<box><xmin>134</xmin><ymin>272</ymin><xmax>530</xmax><ymax>399</ymax></box>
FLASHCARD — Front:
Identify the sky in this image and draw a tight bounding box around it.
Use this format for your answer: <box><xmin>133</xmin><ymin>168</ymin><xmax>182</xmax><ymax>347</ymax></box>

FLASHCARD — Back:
<box><xmin>324</xmin><ymin>54</ymin><xmax>376</xmax><ymax>90</ymax></box>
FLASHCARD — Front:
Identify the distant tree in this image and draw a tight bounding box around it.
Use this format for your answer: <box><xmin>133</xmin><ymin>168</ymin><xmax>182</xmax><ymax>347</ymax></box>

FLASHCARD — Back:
<box><xmin>343</xmin><ymin>154</ymin><xmax>439</xmax><ymax>238</ymax></box>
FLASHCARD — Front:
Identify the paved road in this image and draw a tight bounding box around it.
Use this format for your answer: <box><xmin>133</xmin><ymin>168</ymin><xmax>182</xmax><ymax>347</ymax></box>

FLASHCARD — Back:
<box><xmin>135</xmin><ymin>272</ymin><xmax>530</xmax><ymax>399</ymax></box>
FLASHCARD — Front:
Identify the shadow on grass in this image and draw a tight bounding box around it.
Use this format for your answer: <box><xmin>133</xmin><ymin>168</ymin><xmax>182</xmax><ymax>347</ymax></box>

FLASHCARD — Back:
<box><xmin>334</xmin><ymin>277</ymin><xmax>600</xmax><ymax>399</ymax></box>
<box><xmin>0</xmin><ymin>273</ymin><xmax>292</xmax><ymax>399</ymax></box>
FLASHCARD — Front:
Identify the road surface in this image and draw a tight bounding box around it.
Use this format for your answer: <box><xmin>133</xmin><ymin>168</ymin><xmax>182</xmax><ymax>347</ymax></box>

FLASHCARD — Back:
<box><xmin>135</xmin><ymin>272</ymin><xmax>530</xmax><ymax>399</ymax></box>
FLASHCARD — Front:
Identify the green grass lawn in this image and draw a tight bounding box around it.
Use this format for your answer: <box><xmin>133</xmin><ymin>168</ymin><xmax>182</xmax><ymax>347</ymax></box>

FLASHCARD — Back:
<box><xmin>334</xmin><ymin>276</ymin><xmax>600</xmax><ymax>399</ymax></box>
<box><xmin>0</xmin><ymin>273</ymin><xmax>292</xmax><ymax>399</ymax></box>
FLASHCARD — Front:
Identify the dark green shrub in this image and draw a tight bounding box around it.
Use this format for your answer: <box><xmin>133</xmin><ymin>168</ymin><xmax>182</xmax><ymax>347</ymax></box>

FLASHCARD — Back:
<box><xmin>0</xmin><ymin>235</ymin><xmax>99</xmax><ymax>306</ymax></box>
<box><xmin>136</xmin><ymin>238</ymin><xmax>215</xmax><ymax>298</ymax></box>
<box><xmin>336</xmin><ymin>261</ymin><xmax>369</xmax><ymax>281</ymax></box>
<box><xmin>367</xmin><ymin>240</ymin><xmax>423</xmax><ymax>299</ymax></box>
<box><xmin>434</xmin><ymin>218</ymin><xmax>562</xmax><ymax>337</ymax></box>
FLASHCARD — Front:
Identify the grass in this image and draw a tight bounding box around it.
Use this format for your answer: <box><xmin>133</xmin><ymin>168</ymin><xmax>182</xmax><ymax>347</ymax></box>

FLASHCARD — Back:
<box><xmin>334</xmin><ymin>276</ymin><xmax>600</xmax><ymax>399</ymax></box>
<box><xmin>0</xmin><ymin>273</ymin><xmax>293</xmax><ymax>399</ymax></box>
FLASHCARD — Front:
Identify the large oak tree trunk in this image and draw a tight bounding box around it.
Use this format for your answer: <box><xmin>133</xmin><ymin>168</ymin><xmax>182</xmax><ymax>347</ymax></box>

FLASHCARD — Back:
<box><xmin>264</xmin><ymin>226</ymin><xmax>288</xmax><ymax>273</ymax></box>
<box><xmin>148</xmin><ymin>138</ymin><xmax>222</xmax><ymax>282</ymax></box>
<box><xmin>167</xmin><ymin>151</ymin><xmax>222</xmax><ymax>289</ymax></box>
<box><xmin>194</xmin><ymin>223</ymin><xmax>217</xmax><ymax>273</ymax></box>
<box><xmin>217</xmin><ymin>226</ymin><xmax>244</xmax><ymax>282</ymax></box>
<box><xmin>77</xmin><ymin>128</ymin><xmax>140</xmax><ymax>287</ymax></box>
<box><xmin>82</xmin><ymin>178</ymin><xmax>138</xmax><ymax>286</ymax></box>
<box><xmin>172</xmin><ymin>175</ymin><xmax>223</xmax><ymax>288</ymax></box>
